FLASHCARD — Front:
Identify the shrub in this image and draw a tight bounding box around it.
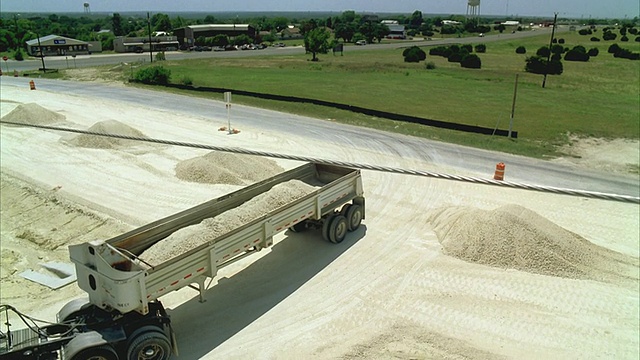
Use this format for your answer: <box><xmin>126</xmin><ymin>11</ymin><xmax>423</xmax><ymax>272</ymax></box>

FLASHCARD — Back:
<box><xmin>525</xmin><ymin>56</ymin><xmax>563</xmax><ymax>75</ymax></box>
<box><xmin>636</xmin><ymin>36</ymin><xmax>640</xmax><ymax>42</ymax></box>
<box><xmin>403</xmin><ymin>46</ymin><xmax>426</xmax><ymax>62</ymax></box>
<box><xmin>425</xmin><ymin>61</ymin><xmax>436</xmax><ymax>70</ymax></box>
<box><xmin>603</xmin><ymin>31</ymin><xmax>617</xmax><ymax>41</ymax></box>
<box><xmin>429</xmin><ymin>46</ymin><xmax>447</xmax><ymax>56</ymax></box>
<box><xmin>447</xmin><ymin>51</ymin><xmax>464</xmax><ymax>63</ymax></box>
<box><xmin>449</xmin><ymin>45</ymin><xmax>461</xmax><ymax>54</ymax></box>
<box><xmin>588</xmin><ymin>48</ymin><xmax>599</xmax><ymax>56</ymax></box>
<box><xmin>551</xmin><ymin>53</ymin><xmax>562</xmax><ymax>61</ymax></box>
<box><xmin>180</xmin><ymin>75</ymin><xmax>193</xmax><ymax>85</ymax></box>
<box><xmin>155</xmin><ymin>52</ymin><xmax>166</xmax><ymax>61</ymax></box>
<box><xmin>536</xmin><ymin>46</ymin><xmax>550</xmax><ymax>57</ymax></box>
<box><xmin>614</xmin><ymin>47</ymin><xmax>640</xmax><ymax>60</ymax></box>
<box><xmin>552</xmin><ymin>38</ymin><xmax>558</xmax><ymax>43</ymax></box>
<box><xmin>14</xmin><ymin>48</ymin><xmax>24</xmax><ymax>61</ymax></box>
<box><xmin>578</xmin><ymin>29</ymin><xmax>591</xmax><ymax>35</ymax></box>
<box><xmin>474</xmin><ymin>44</ymin><xmax>486</xmax><ymax>53</ymax></box>
<box><xmin>558</xmin><ymin>38</ymin><xmax>565</xmax><ymax>44</ymax></box>
<box><xmin>133</xmin><ymin>65</ymin><xmax>171</xmax><ymax>85</ymax></box>
<box><xmin>565</xmin><ymin>46</ymin><xmax>590</xmax><ymax>61</ymax></box>
<box><xmin>621</xmin><ymin>36</ymin><xmax>629</xmax><ymax>42</ymax></box>
<box><xmin>551</xmin><ymin>44</ymin><xmax>564</xmax><ymax>54</ymax></box>
<box><xmin>460</xmin><ymin>53</ymin><xmax>481</xmax><ymax>69</ymax></box>
<box><xmin>630</xmin><ymin>28</ymin><xmax>638</xmax><ymax>35</ymax></box>
<box><xmin>590</xmin><ymin>37</ymin><xmax>601</xmax><ymax>41</ymax></box>
<box><xmin>608</xmin><ymin>43</ymin><xmax>621</xmax><ymax>53</ymax></box>
<box><xmin>461</xmin><ymin>44</ymin><xmax>473</xmax><ymax>53</ymax></box>
<box><xmin>515</xmin><ymin>46</ymin><xmax>526</xmax><ymax>54</ymax></box>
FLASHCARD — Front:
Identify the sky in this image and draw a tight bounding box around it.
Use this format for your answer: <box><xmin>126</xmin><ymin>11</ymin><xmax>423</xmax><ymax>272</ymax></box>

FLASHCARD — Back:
<box><xmin>0</xmin><ymin>0</ymin><xmax>638</xmax><ymax>19</ymax></box>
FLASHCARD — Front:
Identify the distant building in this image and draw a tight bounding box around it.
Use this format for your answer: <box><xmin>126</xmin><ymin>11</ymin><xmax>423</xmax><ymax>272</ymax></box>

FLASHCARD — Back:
<box><xmin>281</xmin><ymin>26</ymin><xmax>302</xmax><ymax>39</ymax></box>
<box><xmin>385</xmin><ymin>24</ymin><xmax>406</xmax><ymax>39</ymax></box>
<box><xmin>25</xmin><ymin>35</ymin><xmax>90</xmax><ymax>56</ymax></box>
<box><xmin>173</xmin><ymin>24</ymin><xmax>256</xmax><ymax>46</ymax></box>
<box><xmin>113</xmin><ymin>35</ymin><xmax>180</xmax><ymax>53</ymax></box>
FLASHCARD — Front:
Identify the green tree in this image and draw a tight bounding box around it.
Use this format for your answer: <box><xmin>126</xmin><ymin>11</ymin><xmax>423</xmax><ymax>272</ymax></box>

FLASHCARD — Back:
<box><xmin>203</xmin><ymin>15</ymin><xmax>216</xmax><ymax>24</ymax></box>
<box><xmin>409</xmin><ymin>10</ymin><xmax>423</xmax><ymax>29</ymax></box>
<box><xmin>111</xmin><ymin>13</ymin><xmax>124</xmax><ymax>36</ymax></box>
<box><xmin>304</xmin><ymin>27</ymin><xmax>331</xmax><ymax>61</ymax></box>
<box><xmin>335</xmin><ymin>22</ymin><xmax>356</xmax><ymax>42</ymax></box>
<box><xmin>152</xmin><ymin>13</ymin><xmax>172</xmax><ymax>33</ymax></box>
<box><xmin>403</xmin><ymin>46</ymin><xmax>426</xmax><ymax>62</ymax></box>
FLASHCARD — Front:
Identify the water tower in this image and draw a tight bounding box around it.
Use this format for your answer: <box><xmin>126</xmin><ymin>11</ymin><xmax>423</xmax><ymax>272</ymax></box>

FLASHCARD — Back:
<box><xmin>467</xmin><ymin>0</ymin><xmax>480</xmax><ymax>18</ymax></box>
<box><xmin>83</xmin><ymin>2</ymin><xmax>91</xmax><ymax>14</ymax></box>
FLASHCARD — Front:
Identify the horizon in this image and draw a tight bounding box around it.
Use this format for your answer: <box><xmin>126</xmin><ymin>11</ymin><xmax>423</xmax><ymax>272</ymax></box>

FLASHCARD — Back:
<box><xmin>0</xmin><ymin>1</ymin><xmax>638</xmax><ymax>20</ymax></box>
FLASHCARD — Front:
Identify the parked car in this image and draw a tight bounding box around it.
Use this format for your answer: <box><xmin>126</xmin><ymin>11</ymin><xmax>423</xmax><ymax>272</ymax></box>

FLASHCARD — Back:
<box><xmin>355</xmin><ymin>40</ymin><xmax>367</xmax><ymax>45</ymax></box>
<box><xmin>134</xmin><ymin>47</ymin><xmax>144</xmax><ymax>53</ymax></box>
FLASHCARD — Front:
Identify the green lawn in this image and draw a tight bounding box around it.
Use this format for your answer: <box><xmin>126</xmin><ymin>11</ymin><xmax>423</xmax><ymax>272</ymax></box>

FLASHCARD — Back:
<box><xmin>103</xmin><ymin>31</ymin><xmax>640</xmax><ymax>158</ymax></box>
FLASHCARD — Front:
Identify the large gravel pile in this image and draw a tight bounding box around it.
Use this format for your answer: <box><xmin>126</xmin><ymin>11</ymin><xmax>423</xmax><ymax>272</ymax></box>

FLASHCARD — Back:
<box><xmin>1</xmin><ymin>103</ymin><xmax>66</xmax><ymax>125</ymax></box>
<box><xmin>61</xmin><ymin>120</ymin><xmax>148</xmax><ymax>149</ymax></box>
<box><xmin>429</xmin><ymin>204</ymin><xmax>638</xmax><ymax>282</ymax></box>
<box><xmin>139</xmin><ymin>179</ymin><xmax>317</xmax><ymax>265</ymax></box>
<box><xmin>175</xmin><ymin>151</ymin><xmax>284</xmax><ymax>185</ymax></box>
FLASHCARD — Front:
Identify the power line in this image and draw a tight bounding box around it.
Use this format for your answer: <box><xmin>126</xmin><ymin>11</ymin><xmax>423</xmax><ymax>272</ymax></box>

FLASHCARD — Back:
<box><xmin>1</xmin><ymin>120</ymin><xmax>637</xmax><ymax>204</ymax></box>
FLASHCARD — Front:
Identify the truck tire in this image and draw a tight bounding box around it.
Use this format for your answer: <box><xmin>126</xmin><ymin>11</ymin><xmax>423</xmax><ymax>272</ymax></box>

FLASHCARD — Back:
<box><xmin>127</xmin><ymin>331</ymin><xmax>171</xmax><ymax>360</ymax></box>
<box><xmin>328</xmin><ymin>215</ymin><xmax>348</xmax><ymax>244</ymax></box>
<box><xmin>321</xmin><ymin>214</ymin><xmax>335</xmax><ymax>242</ymax></box>
<box><xmin>69</xmin><ymin>345</ymin><xmax>118</xmax><ymax>360</ymax></box>
<box><xmin>345</xmin><ymin>204</ymin><xmax>363</xmax><ymax>231</ymax></box>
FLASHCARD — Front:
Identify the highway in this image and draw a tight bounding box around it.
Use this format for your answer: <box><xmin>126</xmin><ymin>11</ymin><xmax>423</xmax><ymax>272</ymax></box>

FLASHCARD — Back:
<box><xmin>3</xmin><ymin>26</ymin><xmax>560</xmax><ymax>73</ymax></box>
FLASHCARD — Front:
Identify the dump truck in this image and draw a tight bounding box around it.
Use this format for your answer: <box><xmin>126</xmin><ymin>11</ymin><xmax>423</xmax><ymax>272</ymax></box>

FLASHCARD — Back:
<box><xmin>0</xmin><ymin>162</ymin><xmax>365</xmax><ymax>360</ymax></box>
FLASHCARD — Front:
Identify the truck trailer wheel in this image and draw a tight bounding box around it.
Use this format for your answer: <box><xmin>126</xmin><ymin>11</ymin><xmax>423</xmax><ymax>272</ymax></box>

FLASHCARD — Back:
<box><xmin>127</xmin><ymin>331</ymin><xmax>171</xmax><ymax>360</ymax></box>
<box><xmin>345</xmin><ymin>204</ymin><xmax>363</xmax><ymax>231</ymax></box>
<box><xmin>69</xmin><ymin>345</ymin><xmax>118</xmax><ymax>360</ymax></box>
<box><xmin>328</xmin><ymin>215</ymin><xmax>348</xmax><ymax>244</ymax></box>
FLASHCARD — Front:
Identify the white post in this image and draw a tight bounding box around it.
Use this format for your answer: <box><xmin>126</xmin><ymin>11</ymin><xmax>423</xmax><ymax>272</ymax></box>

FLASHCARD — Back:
<box><xmin>224</xmin><ymin>91</ymin><xmax>232</xmax><ymax>134</ymax></box>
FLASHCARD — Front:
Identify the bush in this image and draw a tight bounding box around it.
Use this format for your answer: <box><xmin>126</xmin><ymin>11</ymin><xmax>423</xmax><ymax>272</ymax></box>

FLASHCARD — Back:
<box><xmin>429</xmin><ymin>46</ymin><xmax>447</xmax><ymax>56</ymax></box>
<box><xmin>461</xmin><ymin>44</ymin><xmax>473</xmax><ymax>53</ymax></box>
<box><xmin>515</xmin><ymin>46</ymin><xmax>526</xmax><ymax>54</ymax></box>
<box><xmin>621</xmin><ymin>36</ymin><xmax>629</xmax><ymax>42</ymax></box>
<box><xmin>474</xmin><ymin>44</ymin><xmax>486</xmax><ymax>53</ymax></box>
<box><xmin>608</xmin><ymin>43</ymin><xmax>621</xmax><ymax>53</ymax></box>
<box><xmin>590</xmin><ymin>37</ymin><xmax>601</xmax><ymax>41</ymax></box>
<box><xmin>588</xmin><ymin>48</ymin><xmax>599</xmax><ymax>56</ymax></box>
<box><xmin>613</xmin><ymin>47</ymin><xmax>640</xmax><ymax>60</ymax></box>
<box><xmin>180</xmin><ymin>75</ymin><xmax>193</xmax><ymax>85</ymax></box>
<box><xmin>525</xmin><ymin>56</ymin><xmax>563</xmax><ymax>75</ymax></box>
<box><xmin>551</xmin><ymin>53</ymin><xmax>562</xmax><ymax>61</ymax></box>
<box><xmin>578</xmin><ymin>29</ymin><xmax>592</xmax><ymax>35</ymax></box>
<box><xmin>551</xmin><ymin>44</ymin><xmax>565</xmax><ymax>54</ymax></box>
<box><xmin>536</xmin><ymin>46</ymin><xmax>550</xmax><ymax>57</ymax></box>
<box><xmin>564</xmin><ymin>46</ymin><xmax>590</xmax><ymax>61</ymax></box>
<box><xmin>403</xmin><ymin>46</ymin><xmax>426</xmax><ymax>63</ymax></box>
<box><xmin>425</xmin><ymin>61</ymin><xmax>436</xmax><ymax>70</ymax></box>
<box><xmin>155</xmin><ymin>52</ymin><xmax>166</xmax><ymax>61</ymax></box>
<box><xmin>603</xmin><ymin>31</ymin><xmax>617</xmax><ymax>41</ymax></box>
<box><xmin>133</xmin><ymin>65</ymin><xmax>171</xmax><ymax>85</ymax></box>
<box><xmin>460</xmin><ymin>53</ymin><xmax>481</xmax><ymax>69</ymax></box>
<box><xmin>636</xmin><ymin>36</ymin><xmax>640</xmax><ymax>42</ymax></box>
<box><xmin>14</xmin><ymin>48</ymin><xmax>24</xmax><ymax>61</ymax></box>
<box><xmin>558</xmin><ymin>38</ymin><xmax>565</xmax><ymax>44</ymax></box>
<box><xmin>552</xmin><ymin>38</ymin><xmax>558</xmax><ymax>43</ymax></box>
<box><xmin>447</xmin><ymin>51</ymin><xmax>464</xmax><ymax>63</ymax></box>
<box><xmin>630</xmin><ymin>28</ymin><xmax>638</xmax><ymax>35</ymax></box>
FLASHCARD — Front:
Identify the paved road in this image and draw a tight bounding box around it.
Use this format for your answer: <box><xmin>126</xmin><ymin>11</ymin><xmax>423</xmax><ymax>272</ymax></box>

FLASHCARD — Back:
<box><xmin>1</xmin><ymin>76</ymin><xmax>637</xmax><ymax>199</ymax></box>
<box><xmin>3</xmin><ymin>27</ymin><xmax>560</xmax><ymax>73</ymax></box>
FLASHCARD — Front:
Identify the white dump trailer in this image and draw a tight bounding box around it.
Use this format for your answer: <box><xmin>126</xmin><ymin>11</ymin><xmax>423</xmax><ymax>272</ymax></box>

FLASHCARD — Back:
<box><xmin>1</xmin><ymin>162</ymin><xmax>364</xmax><ymax>360</ymax></box>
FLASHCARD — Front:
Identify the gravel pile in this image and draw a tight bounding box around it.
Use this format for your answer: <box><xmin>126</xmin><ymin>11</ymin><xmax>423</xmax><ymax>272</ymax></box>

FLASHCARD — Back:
<box><xmin>175</xmin><ymin>151</ymin><xmax>284</xmax><ymax>185</ymax></box>
<box><xmin>139</xmin><ymin>180</ymin><xmax>317</xmax><ymax>265</ymax></box>
<box><xmin>61</xmin><ymin>120</ymin><xmax>148</xmax><ymax>149</ymax></box>
<box><xmin>429</xmin><ymin>204</ymin><xmax>638</xmax><ymax>282</ymax></box>
<box><xmin>1</xmin><ymin>103</ymin><xmax>65</xmax><ymax>125</ymax></box>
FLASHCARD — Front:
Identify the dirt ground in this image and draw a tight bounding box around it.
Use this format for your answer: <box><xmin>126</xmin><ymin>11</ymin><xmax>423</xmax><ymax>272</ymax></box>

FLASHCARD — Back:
<box><xmin>1</xmin><ymin>81</ymin><xmax>638</xmax><ymax>359</ymax></box>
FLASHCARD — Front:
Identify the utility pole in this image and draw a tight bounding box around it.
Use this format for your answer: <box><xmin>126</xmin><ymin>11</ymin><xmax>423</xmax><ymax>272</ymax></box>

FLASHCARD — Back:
<box><xmin>147</xmin><ymin>12</ymin><xmax>153</xmax><ymax>63</ymax></box>
<box><xmin>36</xmin><ymin>34</ymin><xmax>46</xmax><ymax>72</ymax></box>
<box><xmin>509</xmin><ymin>74</ymin><xmax>519</xmax><ymax>138</ymax></box>
<box><xmin>542</xmin><ymin>12</ymin><xmax>558</xmax><ymax>88</ymax></box>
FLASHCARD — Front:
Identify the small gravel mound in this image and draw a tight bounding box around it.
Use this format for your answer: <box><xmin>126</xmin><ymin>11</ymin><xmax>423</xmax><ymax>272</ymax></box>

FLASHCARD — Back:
<box><xmin>429</xmin><ymin>204</ymin><xmax>638</xmax><ymax>282</ymax></box>
<box><xmin>139</xmin><ymin>180</ymin><xmax>317</xmax><ymax>265</ymax></box>
<box><xmin>1</xmin><ymin>103</ymin><xmax>65</xmax><ymax>125</ymax></box>
<box><xmin>61</xmin><ymin>120</ymin><xmax>148</xmax><ymax>149</ymax></box>
<box><xmin>175</xmin><ymin>151</ymin><xmax>284</xmax><ymax>185</ymax></box>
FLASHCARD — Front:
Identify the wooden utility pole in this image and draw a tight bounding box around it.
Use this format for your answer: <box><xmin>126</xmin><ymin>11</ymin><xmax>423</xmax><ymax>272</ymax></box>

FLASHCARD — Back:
<box><xmin>509</xmin><ymin>74</ymin><xmax>519</xmax><ymax>138</ymax></box>
<box><xmin>542</xmin><ymin>12</ymin><xmax>558</xmax><ymax>88</ymax></box>
<box><xmin>147</xmin><ymin>12</ymin><xmax>153</xmax><ymax>63</ymax></box>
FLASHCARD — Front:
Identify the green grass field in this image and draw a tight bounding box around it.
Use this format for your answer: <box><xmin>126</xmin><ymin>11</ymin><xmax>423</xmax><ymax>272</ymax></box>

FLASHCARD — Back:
<box><xmin>94</xmin><ymin>30</ymin><xmax>640</xmax><ymax>158</ymax></box>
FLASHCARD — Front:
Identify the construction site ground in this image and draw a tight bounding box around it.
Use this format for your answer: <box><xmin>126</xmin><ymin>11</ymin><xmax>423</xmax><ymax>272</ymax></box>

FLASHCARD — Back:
<box><xmin>1</xmin><ymin>77</ymin><xmax>638</xmax><ymax>359</ymax></box>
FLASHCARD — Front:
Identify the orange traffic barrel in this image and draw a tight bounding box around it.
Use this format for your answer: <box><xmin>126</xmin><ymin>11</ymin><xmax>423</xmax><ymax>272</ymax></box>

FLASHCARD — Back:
<box><xmin>493</xmin><ymin>162</ymin><xmax>505</xmax><ymax>180</ymax></box>
<box><xmin>29</xmin><ymin>80</ymin><xmax>36</xmax><ymax>90</ymax></box>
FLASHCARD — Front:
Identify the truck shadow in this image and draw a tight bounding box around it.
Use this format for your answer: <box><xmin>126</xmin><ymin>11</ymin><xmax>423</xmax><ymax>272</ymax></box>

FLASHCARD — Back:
<box><xmin>166</xmin><ymin>225</ymin><xmax>366</xmax><ymax>358</ymax></box>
